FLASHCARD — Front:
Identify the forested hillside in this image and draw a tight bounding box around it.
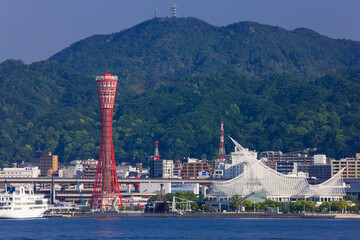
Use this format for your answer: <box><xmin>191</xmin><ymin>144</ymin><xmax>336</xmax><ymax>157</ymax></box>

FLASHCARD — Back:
<box><xmin>1</xmin><ymin>17</ymin><xmax>360</xmax><ymax>166</ymax></box>
<box><xmin>50</xmin><ymin>17</ymin><xmax>360</xmax><ymax>90</ymax></box>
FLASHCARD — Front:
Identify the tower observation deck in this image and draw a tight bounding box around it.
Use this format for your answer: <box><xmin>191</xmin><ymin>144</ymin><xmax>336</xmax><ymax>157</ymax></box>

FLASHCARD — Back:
<box><xmin>91</xmin><ymin>73</ymin><xmax>123</xmax><ymax>211</ymax></box>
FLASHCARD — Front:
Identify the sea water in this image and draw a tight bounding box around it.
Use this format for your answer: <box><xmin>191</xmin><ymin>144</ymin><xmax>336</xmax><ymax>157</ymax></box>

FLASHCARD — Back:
<box><xmin>0</xmin><ymin>218</ymin><xmax>359</xmax><ymax>239</ymax></box>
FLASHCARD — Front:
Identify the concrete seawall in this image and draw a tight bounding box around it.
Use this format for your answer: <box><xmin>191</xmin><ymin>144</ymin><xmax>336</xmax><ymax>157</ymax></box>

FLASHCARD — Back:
<box><xmin>46</xmin><ymin>212</ymin><xmax>360</xmax><ymax>219</ymax></box>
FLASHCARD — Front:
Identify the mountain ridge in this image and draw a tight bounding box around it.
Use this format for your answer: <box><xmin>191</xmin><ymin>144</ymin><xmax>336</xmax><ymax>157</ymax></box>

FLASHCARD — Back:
<box><xmin>50</xmin><ymin>17</ymin><xmax>360</xmax><ymax>89</ymax></box>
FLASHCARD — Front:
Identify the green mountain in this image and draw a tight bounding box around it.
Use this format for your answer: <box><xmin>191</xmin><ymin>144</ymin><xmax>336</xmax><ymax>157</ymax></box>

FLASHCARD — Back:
<box><xmin>50</xmin><ymin>17</ymin><xmax>360</xmax><ymax>90</ymax></box>
<box><xmin>1</xmin><ymin>17</ymin><xmax>360</xmax><ymax>167</ymax></box>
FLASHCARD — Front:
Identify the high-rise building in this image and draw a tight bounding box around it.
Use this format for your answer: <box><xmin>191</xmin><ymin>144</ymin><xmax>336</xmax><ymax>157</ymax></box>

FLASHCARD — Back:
<box><xmin>91</xmin><ymin>73</ymin><xmax>123</xmax><ymax>211</ymax></box>
<box><xmin>180</xmin><ymin>161</ymin><xmax>212</xmax><ymax>179</ymax></box>
<box><xmin>332</xmin><ymin>157</ymin><xmax>360</xmax><ymax>179</ymax></box>
<box><xmin>173</xmin><ymin>160</ymin><xmax>182</xmax><ymax>178</ymax></box>
<box><xmin>40</xmin><ymin>152</ymin><xmax>58</xmax><ymax>176</ymax></box>
<box><xmin>149</xmin><ymin>159</ymin><xmax>163</xmax><ymax>178</ymax></box>
<box><xmin>276</xmin><ymin>162</ymin><xmax>298</xmax><ymax>175</ymax></box>
<box><xmin>149</xmin><ymin>141</ymin><xmax>163</xmax><ymax>178</ymax></box>
<box><xmin>0</xmin><ymin>167</ymin><xmax>40</xmax><ymax>178</ymax></box>
<box><xmin>260</xmin><ymin>151</ymin><xmax>314</xmax><ymax>169</ymax></box>
<box><xmin>162</xmin><ymin>160</ymin><xmax>174</xmax><ymax>178</ymax></box>
<box><xmin>297</xmin><ymin>164</ymin><xmax>331</xmax><ymax>180</ymax></box>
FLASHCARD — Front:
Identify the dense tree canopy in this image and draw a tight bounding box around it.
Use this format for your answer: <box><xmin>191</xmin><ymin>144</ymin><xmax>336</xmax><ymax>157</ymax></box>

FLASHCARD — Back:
<box><xmin>1</xmin><ymin>18</ymin><xmax>360</xmax><ymax>166</ymax></box>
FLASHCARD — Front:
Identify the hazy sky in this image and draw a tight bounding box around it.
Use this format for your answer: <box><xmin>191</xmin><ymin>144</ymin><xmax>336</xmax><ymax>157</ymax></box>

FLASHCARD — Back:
<box><xmin>1</xmin><ymin>0</ymin><xmax>359</xmax><ymax>64</ymax></box>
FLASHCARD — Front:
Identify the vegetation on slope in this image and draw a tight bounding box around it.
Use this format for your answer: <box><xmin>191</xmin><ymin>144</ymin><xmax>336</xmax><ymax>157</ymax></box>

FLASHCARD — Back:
<box><xmin>1</xmin><ymin>57</ymin><xmax>360</xmax><ymax>166</ymax></box>
<box><xmin>1</xmin><ymin>18</ymin><xmax>360</xmax><ymax>166</ymax></box>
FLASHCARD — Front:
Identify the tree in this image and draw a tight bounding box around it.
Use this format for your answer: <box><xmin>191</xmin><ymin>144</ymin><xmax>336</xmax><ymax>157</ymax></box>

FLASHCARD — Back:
<box><xmin>261</xmin><ymin>204</ymin><xmax>269</xmax><ymax>211</ymax></box>
<box><xmin>319</xmin><ymin>202</ymin><xmax>330</xmax><ymax>212</ymax></box>
<box><xmin>331</xmin><ymin>201</ymin><xmax>350</xmax><ymax>212</ymax></box>
<box><xmin>203</xmin><ymin>204</ymin><xmax>210</xmax><ymax>212</ymax></box>
<box><xmin>263</xmin><ymin>199</ymin><xmax>277</xmax><ymax>208</ymax></box>
<box><xmin>289</xmin><ymin>200</ymin><xmax>316</xmax><ymax>213</ymax></box>
<box><xmin>344</xmin><ymin>194</ymin><xmax>357</xmax><ymax>203</ymax></box>
<box><xmin>229</xmin><ymin>194</ymin><xmax>242</xmax><ymax>211</ymax></box>
<box><xmin>147</xmin><ymin>194</ymin><xmax>159</xmax><ymax>202</ymax></box>
<box><xmin>191</xmin><ymin>202</ymin><xmax>198</xmax><ymax>211</ymax></box>
<box><xmin>242</xmin><ymin>200</ymin><xmax>253</xmax><ymax>210</ymax></box>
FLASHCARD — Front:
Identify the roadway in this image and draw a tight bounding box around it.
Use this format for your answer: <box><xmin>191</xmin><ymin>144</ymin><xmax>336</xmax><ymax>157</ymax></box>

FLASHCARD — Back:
<box><xmin>0</xmin><ymin>177</ymin><xmax>218</xmax><ymax>186</ymax></box>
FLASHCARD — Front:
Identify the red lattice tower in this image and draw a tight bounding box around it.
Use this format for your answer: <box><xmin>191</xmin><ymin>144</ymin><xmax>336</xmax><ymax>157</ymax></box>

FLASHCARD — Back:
<box><xmin>91</xmin><ymin>73</ymin><xmax>123</xmax><ymax>210</ymax></box>
<box><xmin>153</xmin><ymin>141</ymin><xmax>161</xmax><ymax>160</ymax></box>
<box><xmin>217</xmin><ymin>121</ymin><xmax>226</xmax><ymax>160</ymax></box>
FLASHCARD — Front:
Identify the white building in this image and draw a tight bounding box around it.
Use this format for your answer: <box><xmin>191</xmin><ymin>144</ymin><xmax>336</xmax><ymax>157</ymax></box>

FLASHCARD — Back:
<box><xmin>140</xmin><ymin>182</ymin><xmax>171</xmax><ymax>194</ymax></box>
<box><xmin>314</xmin><ymin>154</ymin><xmax>327</xmax><ymax>165</ymax></box>
<box><xmin>60</xmin><ymin>160</ymin><xmax>84</xmax><ymax>178</ymax></box>
<box><xmin>186</xmin><ymin>157</ymin><xmax>202</xmax><ymax>163</ymax></box>
<box><xmin>210</xmin><ymin>138</ymin><xmax>346</xmax><ymax>203</ymax></box>
<box><xmin>61</xmin><ymin>165</ymin><xmax>81</xmax><ymax>178</ymax></box>
<box><xmin>162</xmin><ymin>160</ymin><xmax>173</xmax><ymax>178</ymax></box>
<box><xmin>218</xmin><ymin>146</ymin><xmax>257</xmax><ymax>179</ymax></box>
<box><xmin>117</xmin><ymin>165</ymin><xmax>137</xmax><ymax>178</ymax></box>
<box><xmin>0</xmin><ymin>167</ymin><xmax>40</xmax><ymax>178</ymax></box>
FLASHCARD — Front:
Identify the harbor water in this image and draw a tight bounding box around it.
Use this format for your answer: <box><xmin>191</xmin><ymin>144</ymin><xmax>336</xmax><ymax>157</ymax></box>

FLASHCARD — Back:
<box><xmin>0</xmin><ymin>217</ymin><xmax>359</xmax><ymax>239</ymax></box>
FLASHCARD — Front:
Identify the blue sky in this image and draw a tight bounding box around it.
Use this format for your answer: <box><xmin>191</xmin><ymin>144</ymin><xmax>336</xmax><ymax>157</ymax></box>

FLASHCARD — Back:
<box><xmin>1</xmin><ymin>0</ymin><xmax>359</xmax><ymax>64</ymax></box>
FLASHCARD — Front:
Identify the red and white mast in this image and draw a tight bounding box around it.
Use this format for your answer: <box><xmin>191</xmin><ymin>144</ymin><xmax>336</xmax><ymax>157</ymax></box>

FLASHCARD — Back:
<box><xmin>217</xmin><ymin>121</ymin><xmax>226</xmax><ymax>160</ymax></box>
<box><xmin>154</xmin><ymin>141</ymin><xmax>161</xmax><ymax>160</ymax></box>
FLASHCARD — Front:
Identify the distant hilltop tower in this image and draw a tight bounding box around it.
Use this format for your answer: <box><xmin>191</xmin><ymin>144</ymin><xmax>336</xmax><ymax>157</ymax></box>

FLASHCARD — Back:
<box><xmin>153</xmin><ymin>141</ymin><xmax>161</xmax><ymax>160</ymax></box>
<box><xmin>217</xmin><ymin>121</ymin><xmax>226</xmax><ymax>160</ymax></box>
<box><xmin>171</xmin><ymin>3</ymin><xmax>177</xmax><ymax>17</ymax></box>
<box><xmin>91</xmin><ymin>72</ymin><xmax>123</xmax><ymax>211</ymax></box>
<box><xmin>154</xmin><ymin>9</ymin><xmax>158</xmax><ymax>18</ymax></box>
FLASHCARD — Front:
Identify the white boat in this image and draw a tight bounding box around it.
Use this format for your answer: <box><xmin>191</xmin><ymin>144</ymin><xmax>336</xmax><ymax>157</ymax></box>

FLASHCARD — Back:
<box><xmin>0</xmin><ymin>186</ymin><xmax>48</xmax><ymax>219</ymax></box>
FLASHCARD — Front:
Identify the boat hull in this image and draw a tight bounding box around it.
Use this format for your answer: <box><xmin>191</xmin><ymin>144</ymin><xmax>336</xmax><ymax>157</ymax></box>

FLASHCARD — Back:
<box><xmin>0</xmin><ymin>208</ymin><xmax>47</xmax><ymax>219</ymax></box>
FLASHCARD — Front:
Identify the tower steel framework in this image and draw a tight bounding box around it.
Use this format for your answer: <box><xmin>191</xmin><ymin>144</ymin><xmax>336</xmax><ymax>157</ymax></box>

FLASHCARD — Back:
<box><xmin>91</xmin><ymin>73</ymin><xmax>123</xmax><ymax>210</ymax></box>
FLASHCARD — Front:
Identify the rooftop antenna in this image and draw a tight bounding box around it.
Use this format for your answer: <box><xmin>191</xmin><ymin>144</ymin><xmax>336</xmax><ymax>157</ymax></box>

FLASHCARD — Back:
<box><xmin>154</xmin><ymin>141</ymin><xmax>160</xmax><ymax>160</ymax></box>
<box><xmin>105</xmin><ymin>63</ymin><xmax>108</xmax><ymax>74</ymax></box>
<box><xmin>171</xmin><ymin>3</ymin><xmax>177</xmax><ymax>18</ymax></box>
<box><xmin>217</xmin><ymin>121</ymin><xmax>226</xmax><ymax>160</ymax></box>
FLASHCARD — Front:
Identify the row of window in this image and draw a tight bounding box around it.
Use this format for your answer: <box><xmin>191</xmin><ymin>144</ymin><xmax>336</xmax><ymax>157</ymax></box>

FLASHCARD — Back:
<box><xmin>15</xmin><ymin>202</ymin><xmax>37</xmax><ymax>205</ymax></box>
<box><xmin>0</xmin><ymin>197</ymin><xmax>12</xmax><ymax>201</ymax></box>
<box><xmin>97</xmin><ymin>81</ymin><xmax>117</xmax><ymax>87</ymax></box>
<box><xmin>0</xmin><ymin>172</ymin><xmax>33</xmax><ymax>174</ymax></box>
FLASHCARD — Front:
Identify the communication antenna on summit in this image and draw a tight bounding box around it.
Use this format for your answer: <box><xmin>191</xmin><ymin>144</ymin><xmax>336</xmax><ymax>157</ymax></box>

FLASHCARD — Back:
<box><xmin>171</xmin><ymin>3</ymin><xmax>177</xmax><ymax>17</ymax></box>
<box><xmin>154</xmin><ymin>10</ymin><xmax>158</xmax><ymax>18</ymax></box>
